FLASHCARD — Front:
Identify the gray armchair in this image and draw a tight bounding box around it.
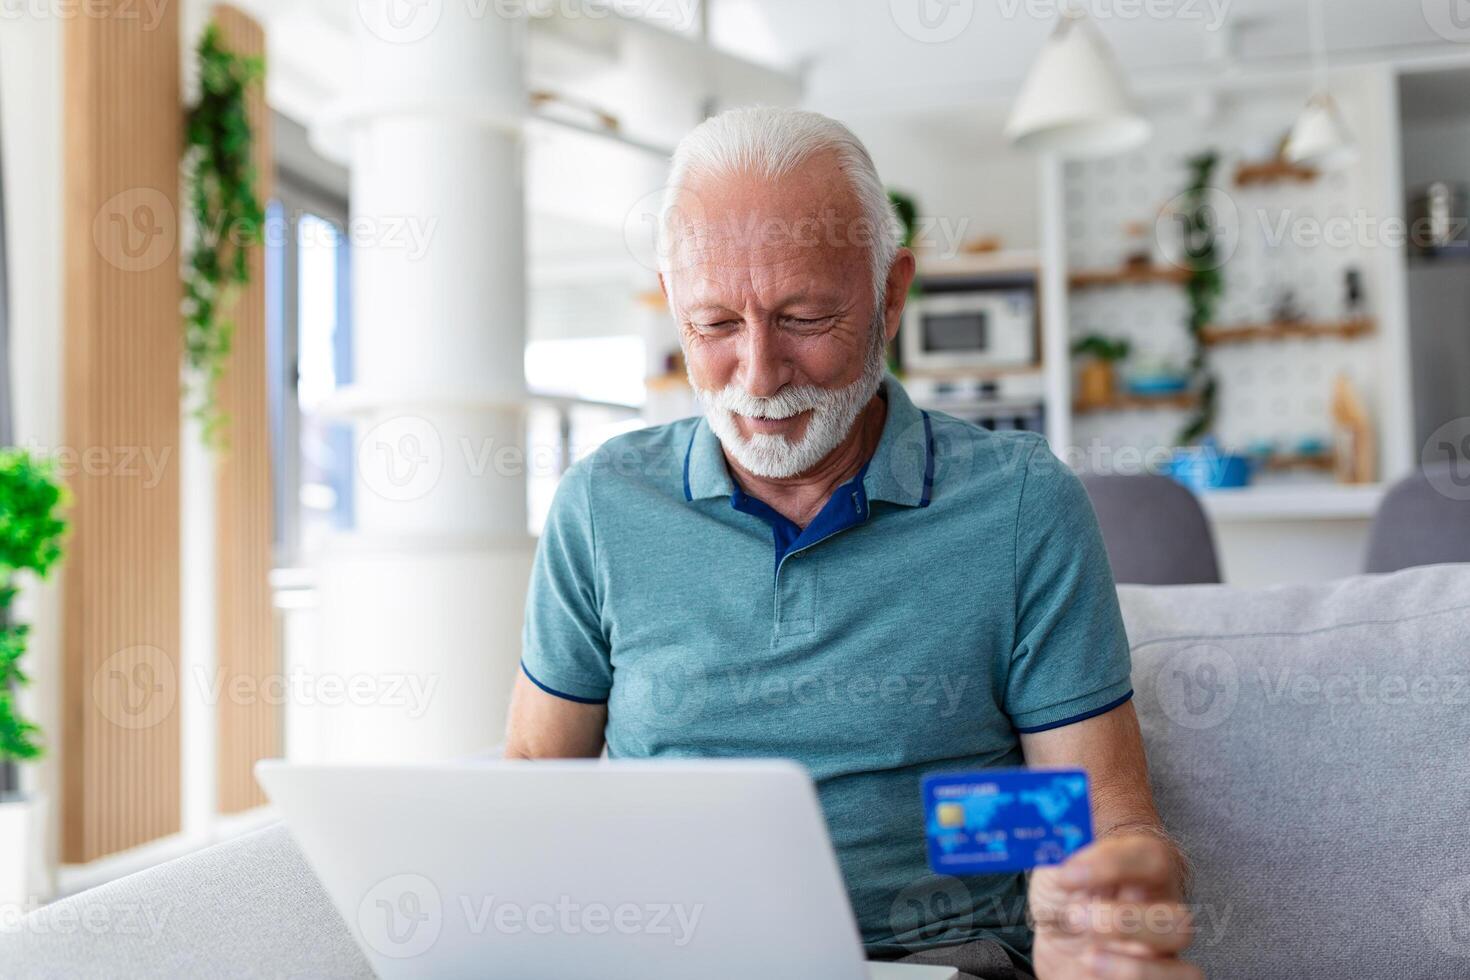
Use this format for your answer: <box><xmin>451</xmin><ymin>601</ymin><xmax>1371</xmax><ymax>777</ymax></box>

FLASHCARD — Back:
<box><xmin>1364</xmin><ymin>464</ymin><xmax>1470</xmax><ymax>572</ymax></box>
<box><xmin>1079</xmin><ymin>474</ymin><xmax>1221</xmax><ymax>586</ymax></box>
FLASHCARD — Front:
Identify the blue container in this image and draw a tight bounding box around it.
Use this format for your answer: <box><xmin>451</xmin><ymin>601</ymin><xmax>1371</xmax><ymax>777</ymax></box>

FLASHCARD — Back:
<box><xmin>1126</xmin><ymin>375</ymin><xmax>1190</xmax><ymax>397</ymax></box>
<box><xmin>1167</xmin><ymin>444</ymin><xmax>1252</xmax><ymax>490</ymax></box>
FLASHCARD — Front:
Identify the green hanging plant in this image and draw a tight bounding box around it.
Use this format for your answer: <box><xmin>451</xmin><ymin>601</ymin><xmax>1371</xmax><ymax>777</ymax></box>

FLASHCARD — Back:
<box><xmin>0</xmin><ymin>450</ymin><xmax>68</xmax><ymax>764</ymax></box>
<box><xmin>1175</xmin><ymin>151</ymin><xmax>1224</xmax><ymax>445</ymax></box>
<box><xmin>888</xmin><ymin>189</ymin><xmax>919</xmax><ymax>250</ymax></box>
<box><xmin>182</xmin><ymin>22</ymin><xmax>265</xmax><ymax>449</ymax></box>
<box><xmin>887</xmin><ymin>188</ymin><xmax>922</xmax><ymax>374</ymax></box>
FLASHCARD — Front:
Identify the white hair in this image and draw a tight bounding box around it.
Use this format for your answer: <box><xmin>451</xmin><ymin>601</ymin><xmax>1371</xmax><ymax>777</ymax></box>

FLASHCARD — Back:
<box><xmin>659</xmin><ymin>106</ymin><xmax>901</xmax><ymax>308</ymax></box>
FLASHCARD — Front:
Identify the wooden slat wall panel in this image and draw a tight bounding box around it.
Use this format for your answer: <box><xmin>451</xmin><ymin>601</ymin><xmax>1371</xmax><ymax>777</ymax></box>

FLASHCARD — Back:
<box><xmin>61</xmin><ymin>0</ymin><xmax>182</xmax><ymax>862</ymax></box>
<box><xmin>212</xmin><ymin>5</ymin><xmax>278</xmax><ymax>813</ymax></box>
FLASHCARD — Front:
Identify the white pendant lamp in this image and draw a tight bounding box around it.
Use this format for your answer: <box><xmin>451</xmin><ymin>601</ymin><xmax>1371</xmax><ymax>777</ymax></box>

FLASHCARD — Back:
<box><xmin>1284</xmin><ymin>0</ymin><xmax>1357</xmax><ymax>170</ymax></box>
<box><xmin>1005</xmin><ymin>8</ymin><xmax>1150</xmax><ymax>158</ymax></box>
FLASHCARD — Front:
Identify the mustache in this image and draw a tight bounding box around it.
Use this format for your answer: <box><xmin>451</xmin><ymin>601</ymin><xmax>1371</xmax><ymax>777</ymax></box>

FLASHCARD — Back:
<box><xmin>702</xmin><ymin>384</ymin><xmax>839</xmax><ymax>421</ymax></box>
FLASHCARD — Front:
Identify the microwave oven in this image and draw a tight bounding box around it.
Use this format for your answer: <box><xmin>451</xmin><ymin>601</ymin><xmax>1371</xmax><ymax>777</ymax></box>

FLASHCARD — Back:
<box><xmin>900</xmin><ymin>283</ymin><xmax>1038</xmax><ymax>374</ymax></box>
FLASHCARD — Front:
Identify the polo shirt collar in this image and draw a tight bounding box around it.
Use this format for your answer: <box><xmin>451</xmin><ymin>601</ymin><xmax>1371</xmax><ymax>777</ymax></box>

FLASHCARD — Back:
<box><xmin>682</xmin><ymin>375</ymin><xmax>934</xmax><ymax>508</ymax></box>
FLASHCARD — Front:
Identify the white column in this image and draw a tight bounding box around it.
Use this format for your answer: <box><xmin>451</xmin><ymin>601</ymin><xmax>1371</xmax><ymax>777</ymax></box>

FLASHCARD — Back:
<box><xmin>306</xmin><ymin>1</ymin><xmax>535</xmax><ymax>762</ymax></box>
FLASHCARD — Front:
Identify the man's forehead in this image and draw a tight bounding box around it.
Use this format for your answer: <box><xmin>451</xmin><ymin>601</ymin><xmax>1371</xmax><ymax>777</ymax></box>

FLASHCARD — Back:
<box><xmin>661</xmin><ymin>165</ymin><xmax>875</xmax><ymax>293</ymax></box>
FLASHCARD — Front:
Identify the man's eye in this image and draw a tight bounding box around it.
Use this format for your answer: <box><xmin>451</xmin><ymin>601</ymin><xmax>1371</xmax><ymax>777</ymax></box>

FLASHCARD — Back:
<box><xmin>692</xmin><ymin>320</ymin><xmax>738</xmax><ymax>332</ymax></box>
<box><xmin>784</xmin><ymin>316</ymin><xmax>832</xmax><ymax>327</ymax></box>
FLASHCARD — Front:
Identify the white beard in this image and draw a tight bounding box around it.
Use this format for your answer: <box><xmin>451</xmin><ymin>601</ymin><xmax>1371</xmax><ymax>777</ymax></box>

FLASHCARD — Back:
<box><xmin>691</xmin><ymin>331</ymin><xmax>888</xmax><ymax>480</ymax></box>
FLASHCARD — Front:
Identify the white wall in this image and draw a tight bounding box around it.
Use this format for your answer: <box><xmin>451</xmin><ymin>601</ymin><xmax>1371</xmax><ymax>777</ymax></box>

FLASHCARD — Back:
<box><xmin>847</xmin><ymin>115</ymin><xmax>1042</xmax><ymax>254</ymax></box>
<box><xmin>1</xmin><ymin>13</ymin><xmax>63</xmax><ymax>897</ymax></box>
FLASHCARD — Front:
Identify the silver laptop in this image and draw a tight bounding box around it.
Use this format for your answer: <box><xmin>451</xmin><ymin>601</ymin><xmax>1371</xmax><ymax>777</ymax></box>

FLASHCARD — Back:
<box><xmin>256</xmin><ymin>759</ymin><xmax>955</xmax><ymax>980</ymax></box>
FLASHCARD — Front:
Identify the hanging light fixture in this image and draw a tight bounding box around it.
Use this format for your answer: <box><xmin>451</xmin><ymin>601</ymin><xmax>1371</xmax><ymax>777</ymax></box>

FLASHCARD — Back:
<box><xmin>1005</xmin><ymin>6</ymin><xmax>1150</xmax><ymax>158</ymax></box>
<box><xmin>1284</xmin><ymin>0</ymin><xmax>1357</xmax><ymax>170</ymax></box>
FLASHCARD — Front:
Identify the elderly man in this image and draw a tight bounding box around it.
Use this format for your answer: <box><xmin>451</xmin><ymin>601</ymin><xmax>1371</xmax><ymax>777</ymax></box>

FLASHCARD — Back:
<box><xmin>506</xmin><ymin>107</ymin><xmax>1198</xmax><ymax>980</ymax></box>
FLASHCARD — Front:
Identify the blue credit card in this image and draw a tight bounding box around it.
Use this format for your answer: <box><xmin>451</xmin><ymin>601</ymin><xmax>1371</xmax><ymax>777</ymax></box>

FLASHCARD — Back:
<box><xmin>922</xmin><ymin>768</ymin><xmax>1093</xmax><ymax>875</ymax></box>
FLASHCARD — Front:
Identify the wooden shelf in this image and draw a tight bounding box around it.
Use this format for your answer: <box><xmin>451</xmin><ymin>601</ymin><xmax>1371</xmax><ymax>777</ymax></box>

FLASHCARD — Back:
<box><xmin>1234</xmin><ymin>159</ymin><xmax>1319</xmax><ymax>186</ymax></box>
<box><xmin>1068</xmin><ymin>265</ymin><xmax>1191</xmax><ymax>289</ymax></box>
<box><xmin>1073</xmin><ymin>391</ymin><xmax>1198</xmax><ymax>414</ymax></box>
<box><xmin>1260</xmin><ymin>452</ymin><xmax>1336</xmax><ymax>472</ymax></box>
<box><xmin>1200</xmin><ymin>318</ymin><xmax>1374</xmax><ymax>346</ymax></box>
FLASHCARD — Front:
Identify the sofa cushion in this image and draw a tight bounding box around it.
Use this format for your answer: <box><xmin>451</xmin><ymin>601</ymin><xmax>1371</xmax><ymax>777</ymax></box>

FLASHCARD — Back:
<box><xmin>1120</xmin><ymin>564</ymin><xmax>1470</xmax><ymax>980</ymax></box>
<box><xmin>0</xmin><ymin>824</ymin><xmax>369</xmax><ymax>979</ymax></box>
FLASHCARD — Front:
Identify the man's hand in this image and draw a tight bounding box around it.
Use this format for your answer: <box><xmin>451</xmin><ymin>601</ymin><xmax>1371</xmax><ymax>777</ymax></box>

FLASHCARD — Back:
<box><xmin>1028</xmin><ymin>834</ymin><xmax>1199</xmax><ymax>980</ymax></box>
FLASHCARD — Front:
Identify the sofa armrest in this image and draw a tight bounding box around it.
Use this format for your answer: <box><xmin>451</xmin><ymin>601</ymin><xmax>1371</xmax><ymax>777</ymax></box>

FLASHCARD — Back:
<box><xmin>0</xmin><ymin>824</ymin><xmax>371</xmax><ymax>979</ymax></box>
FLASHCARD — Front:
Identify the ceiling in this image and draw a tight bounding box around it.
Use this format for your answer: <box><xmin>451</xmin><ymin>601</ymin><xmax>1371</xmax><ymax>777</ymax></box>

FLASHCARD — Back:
<box><xmin>247</xmin><ymin>0</ymin><xmax>1470</xmax><ymax>135</ymax></box>
<box><xmin>705</xmin><ymin>0</ymin><xmax>1467</xmax><ymax>119</ymax></box>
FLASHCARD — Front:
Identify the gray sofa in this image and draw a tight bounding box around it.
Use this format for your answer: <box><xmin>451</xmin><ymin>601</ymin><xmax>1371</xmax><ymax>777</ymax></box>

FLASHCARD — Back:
<box><xmin>4</xmin><ymin>564</ymin><xmax>1469</xmax><ymax>978</ymax></box>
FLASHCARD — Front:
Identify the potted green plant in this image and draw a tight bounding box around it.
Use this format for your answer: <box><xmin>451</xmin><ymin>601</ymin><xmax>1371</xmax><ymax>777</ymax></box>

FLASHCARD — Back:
<box><xmin>1071</xmin><ymin>333</ymin><xmax>1131</xmax><ymax>409</ymax></box>
<box><xmin>0</xmin><ymin>449</ymin><xmax>67</xmax><ymax>908</ymax></box>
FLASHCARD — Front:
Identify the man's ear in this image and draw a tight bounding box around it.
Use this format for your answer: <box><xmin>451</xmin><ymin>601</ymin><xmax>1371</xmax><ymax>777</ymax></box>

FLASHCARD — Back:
<box><xmin>657</xmin><ymin>272</ymin><xmax>669</xmax><ymax>303</ymax></box>
<box><xmin>882</xmin><ymin>248</ymin><xmax>917</xmax><ymax>344</ymax></box>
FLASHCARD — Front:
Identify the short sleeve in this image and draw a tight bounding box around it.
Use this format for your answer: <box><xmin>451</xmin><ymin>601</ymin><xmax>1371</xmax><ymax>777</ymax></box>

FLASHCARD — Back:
<box><xmin>521</xmin><ymin>462</ymin><xmax>613</xmax><ymax>703</ymax></box>
<box><xmin>1005</xmin><ymin>440</ymin><xmax>1133</xmax><ymax>732</ymax></box>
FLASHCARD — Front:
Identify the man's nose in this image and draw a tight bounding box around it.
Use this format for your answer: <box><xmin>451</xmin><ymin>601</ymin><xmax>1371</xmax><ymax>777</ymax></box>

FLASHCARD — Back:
<box><xmin>738</xmin><ymin>322</ymin><xmax>790</xmax><ymax>398</ymax></box>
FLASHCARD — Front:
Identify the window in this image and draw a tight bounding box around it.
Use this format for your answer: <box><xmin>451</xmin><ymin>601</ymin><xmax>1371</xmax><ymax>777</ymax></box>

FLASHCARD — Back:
<box><xmin>267</xmin><ymin>180</ymin><xmax>354</xmax><ymax>562</ymax></box>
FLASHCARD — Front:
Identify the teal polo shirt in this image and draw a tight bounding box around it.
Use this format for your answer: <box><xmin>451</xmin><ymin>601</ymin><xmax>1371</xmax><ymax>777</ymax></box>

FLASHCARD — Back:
<box><xmin>521</xmin><ymin>376</ymin><xmax>1133</xmax><ymax>960</ymax></box>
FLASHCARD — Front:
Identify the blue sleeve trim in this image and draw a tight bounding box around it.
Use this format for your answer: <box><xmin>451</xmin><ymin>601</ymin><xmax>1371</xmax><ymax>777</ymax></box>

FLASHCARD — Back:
<box><xmin>520</xmin><ymin>661</ymin><xmax>609</xmax><ymax>705</ymax></box>
<box><xmin>1014</xmin><ymin>689</ymin><xmax>1134</xmax><ymax>734</ymax></box>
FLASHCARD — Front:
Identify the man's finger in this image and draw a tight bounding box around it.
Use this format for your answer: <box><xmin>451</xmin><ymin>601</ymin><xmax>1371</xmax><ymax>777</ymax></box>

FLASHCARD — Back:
<box><xmin>1059</xmin><ymin>835</ymin><xmax>1176</xmax><ymax>893</ymax></box>
<box><xmin>1077</xmin><ymin>901</ymin><xmax>1194</xmax><ymax>954</ymax></box>
<box><xmin>1041</xmin><ymin>897</ymin><xmax>1193</xmax><ymax>954</ymax></box>
<box><xmin>1085</xmin><ymin>950</ymin><xmax>1204</xmax><ymax>980</ymax></box>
